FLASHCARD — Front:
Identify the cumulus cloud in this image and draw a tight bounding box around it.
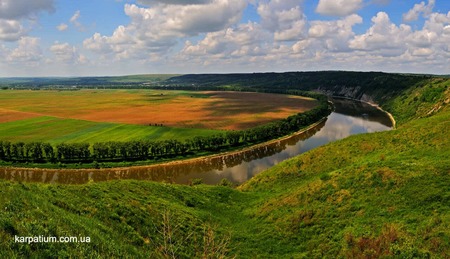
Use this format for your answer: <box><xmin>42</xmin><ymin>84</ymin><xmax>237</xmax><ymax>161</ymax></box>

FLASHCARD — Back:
<box><xmin>349</xmin><ymin>12</ymin><xmax>412</xmax><ymax>56</ymax></box>
<box><xmin>0</xmin><ymin>20</ymin><xmax>26</xmax><ymax>41</ymax></box>
<box><xmin>126</xmin><ymin>1</ymin><xmax>246</xmax><ymax>36</ymax></box>
<box><xmin>308</xmin><ymin>14</ymin><xmax>363</xmax><ymax>52</ymax></box>
<box><xmin>403</xmin><ymin>0</ymin><xmax>435</xmax><ymax>22</ymax></box>
<box><xmin>0</xmin><ymin>0</ymin><xmax>54</xmax><ymax>42</ymax></box>
<box><xmin>50</xmin><ymin>42</ymin><xmax>87</xmax><ymax>64</ymax></box>
<box><xmin>180</xmin><ymin>22</ymin><xmax>270</xmax><ymax>58</ymax></box>
<box><xmin>316</xmin><ymin>0</ymin><xmax>363</xmax><ymax>17</ymax></box>
<box><xmin>84</xmin><ymin>0</ymin><xmax>246</xmax><ymax>60</ymax></box>
<box><xmin>6</xmin><ymin>37</ymin><xmax>43</xmax><ymax>65</ymax></box>
<box><xmin>257</xmin><ymin>0</ymin><xmax>307</xmax><ymax>41</ymax></box>
<box><xmin>64</xmin><ymin>0</ymin><xmax>448</xmax><ymax>75</ymax></box>
<box><xmin>158</xmin><ymin>4</ymin><xmax>450</xmax><ymax>75</ymax></box>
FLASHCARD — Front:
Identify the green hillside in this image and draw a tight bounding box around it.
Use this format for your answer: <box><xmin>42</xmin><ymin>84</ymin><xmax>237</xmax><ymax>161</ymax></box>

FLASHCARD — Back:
<box><xmin>0</xmin><ymin>75</ymin><xmax>449</xmax><ymax>257</ymax></box>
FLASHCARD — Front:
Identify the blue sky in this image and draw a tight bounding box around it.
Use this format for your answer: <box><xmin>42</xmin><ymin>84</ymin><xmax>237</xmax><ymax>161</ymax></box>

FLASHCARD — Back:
<box><xmin>0</xmin><ymin>0</ymin><xmax>449</xmax><ymax>76</ymax></box>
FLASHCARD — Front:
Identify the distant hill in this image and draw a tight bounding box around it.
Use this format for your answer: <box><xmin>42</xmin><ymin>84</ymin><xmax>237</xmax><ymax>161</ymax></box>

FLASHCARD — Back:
<box><xmin>0</xmin><ymin>72</ymin><xmax>432</xmax><ymax>106</ymax></box>
<box><xmin>165</xmin><ymin>71</ymin><xmax>430</xmax><ymax>104</ymax></box>
<box><xmin>0</xmin><ymin>74</ymin><xmax>179</xmax><ymax>86</ymax></box>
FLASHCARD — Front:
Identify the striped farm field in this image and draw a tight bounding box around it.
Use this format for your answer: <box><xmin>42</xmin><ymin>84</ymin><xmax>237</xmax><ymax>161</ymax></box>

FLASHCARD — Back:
<box><xmin>0</xmin><ymin>89</ymin><xmax>317</xmax><ymax>144</ymax></box>
<box><xmin>0</xmin><ymin>116</ymin><xmax>221</xmax><ymax>144</ymax></box>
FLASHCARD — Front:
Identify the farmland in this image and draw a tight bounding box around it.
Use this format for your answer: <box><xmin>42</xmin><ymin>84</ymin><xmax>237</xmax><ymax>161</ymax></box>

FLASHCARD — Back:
<box><xmin>0</xmin><ymin>89</ymin><xmax>317</xmax><ymax>144</ymax></box>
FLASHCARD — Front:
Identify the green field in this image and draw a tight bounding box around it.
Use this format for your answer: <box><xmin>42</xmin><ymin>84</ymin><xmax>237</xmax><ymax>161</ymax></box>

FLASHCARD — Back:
<box><xmin>0</xmin><ymin>116</ymin><xmax>221</xmax><ymax>144</ymax></box>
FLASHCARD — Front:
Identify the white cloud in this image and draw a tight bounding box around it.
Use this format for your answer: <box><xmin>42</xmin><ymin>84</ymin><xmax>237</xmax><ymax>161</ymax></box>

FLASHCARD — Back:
<box><xmin>56</xmin><ymin>23</ymin><xmax>68</xmax><ymax>31</ymax></box>
<box><xmin>55</xmin><ymin>10</ymin><xmax>84</xmax><ymax>32</ymax></box>
<box><xmin>349</xmin><ymin>12</ymin><xmax>412</xmax><ymax>56</ymax></box>
<box><xmin>410</xmin><ymin>47</ymin><xmax>434</xmax><ymax>56</ymax></box>
<box><xmin>69</xmin><ymin>10</ymin><xmax>84</xmax><ymax>30</ymax></box>
<box><xmin>257</xmin><ymin>0</ymin><xmax>307</xmax><ymax>41</ymax></box>
<box><xmin>1</xmin><ymin>0</ymin><xmax>440</xmax><ymax>76</ymax></box>
<box><xmin>173</xmin><ymin>6</ymin><xmax>450</xmax><ymax>75</ymax></box>
<box><xmin>403</xmin><ymin>0</ymin><xmax>435</xmax><ymax>22</ymax></box>
<box><xmin>84</xmin><ymin>0</ymin><xmax>247</xmax><ymax>60</ymax></box>
<box><xmin>406</xmin><ymin>30</ymin><xmax>438</xmax><ymax>48</ymax></box>
<box><xmin>0</xmin><ymin>20</ymin><xmax>26</xmax><ymax>41</ymax></box>
<box><xmin>6</xmin><ymin>37</ymin><xmax>43</xmax><ymax>65</ymax></box>
<box><xmin>0</xmin><ymin>0</ymin><xmax>54</xmax><ymax>42</ymax></box>
<box><xmin>50</xmin><ymin>42</ymin><xmax>86</xmax><ymax>64</ymax></box>
<box><xmin>308</xmin><ymin>14</ymin><xmax>363</xmax><ymax>52</ymax></box>
<box><xmin>180</xmin><ymin>22</ymin><xmax>270</xmax><ymax>58</ymax></box>
<box><xmin>70</xmin><ymin>10</ymin><xmax>81</xmax><ymax>24</ymax></box>
<box><xmin>316</xmin><ymin>0</ymin><xmax>363</xmax><ymax>17</ymax></box>
<box><xmin>125</xmin><ymin>1</ymin><xmax>246</xmax><ymax>36</ymax></box>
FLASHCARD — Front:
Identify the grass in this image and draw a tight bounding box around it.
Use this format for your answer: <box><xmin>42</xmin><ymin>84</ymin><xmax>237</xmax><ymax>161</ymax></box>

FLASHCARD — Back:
<box><xmin>0</xmin><ymin>116</ymin><xmax>221</xmax><ymax>144</ymax></box>
<box><xmin>382</xmin><ymin>77</ymin><xmax>449</xmax><ymax>124</ymax></box>
<box><xmin>0</xmin><ymin>77</ymin><xmax>449</xmax><ymax>257</ymax></box>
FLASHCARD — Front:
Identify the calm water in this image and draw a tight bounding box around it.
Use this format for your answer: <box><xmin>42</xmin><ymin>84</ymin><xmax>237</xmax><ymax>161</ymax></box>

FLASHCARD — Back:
<box><xmin>0</xmin><ymin>98</ymin><xmax>392</xmax><ymax>185</ymax></box>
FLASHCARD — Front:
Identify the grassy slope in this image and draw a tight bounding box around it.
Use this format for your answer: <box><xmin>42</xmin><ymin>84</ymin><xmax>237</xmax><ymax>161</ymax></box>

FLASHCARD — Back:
<box><xmin>0</xmin><ymin>78</ymin><xmax>449</xmax><ymax>257</ymax></box>
<box><xmin>241</xmin><ymin>106</ymin><xmax>450</xmax><ymax>257</ymax></box>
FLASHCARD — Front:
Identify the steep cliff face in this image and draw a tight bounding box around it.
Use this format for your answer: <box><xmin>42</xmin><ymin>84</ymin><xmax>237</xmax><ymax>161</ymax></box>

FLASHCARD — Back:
<box><xmin>316</xmin><ymin>78</ymin><xmax>449</xmax><ymax>124</ymax></box>
<box><xmin>316</xmin><ymin>85</ymin><xmax>364</xmax><ymax>100</ymax></box>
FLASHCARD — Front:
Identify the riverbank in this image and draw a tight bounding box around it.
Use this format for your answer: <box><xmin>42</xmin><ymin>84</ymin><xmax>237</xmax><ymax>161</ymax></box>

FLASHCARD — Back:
<box><xmin>0</xmin><ymin>116</ymin><xmax>328</xmax><ymax>174</ymax></box>
<box><xmin>331</xmin><ymin>96</ymin><xmax>397</xmax><ymax>128</ymax></box>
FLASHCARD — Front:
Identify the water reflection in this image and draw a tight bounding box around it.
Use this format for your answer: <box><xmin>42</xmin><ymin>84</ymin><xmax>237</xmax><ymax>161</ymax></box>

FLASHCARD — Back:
<box><xmin>0</xmin><ymin>99</ymin><xmax>392</xmax><ymax>185</ymax></box>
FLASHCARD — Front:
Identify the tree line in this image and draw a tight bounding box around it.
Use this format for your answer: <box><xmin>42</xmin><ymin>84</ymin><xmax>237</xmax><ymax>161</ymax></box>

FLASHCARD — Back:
<box><xmin>0</xmin><ymin>94</ymin><xmax>331</xmax><ymax>165</ymax></box>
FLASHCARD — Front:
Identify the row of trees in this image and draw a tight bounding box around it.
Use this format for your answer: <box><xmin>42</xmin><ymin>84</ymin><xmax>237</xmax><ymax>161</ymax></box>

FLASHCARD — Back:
<box><xmin>0</xmin><ymin>95</ymin><xmax>331</xmax><ymax>164</ymax></box>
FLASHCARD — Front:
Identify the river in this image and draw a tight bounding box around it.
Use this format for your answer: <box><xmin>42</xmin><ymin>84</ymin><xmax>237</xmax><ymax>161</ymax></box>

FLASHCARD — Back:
<box><xmin>0</xmin><ymin>98</ymin><xmax>393</xmax><ymax>185</ymax></box>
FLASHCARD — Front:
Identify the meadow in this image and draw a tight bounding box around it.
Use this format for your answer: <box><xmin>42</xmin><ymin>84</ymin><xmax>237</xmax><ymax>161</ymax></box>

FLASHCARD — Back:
<box><xmin>0</xmin><ymin>89</ymin><xmax>317</xmax><ymax>144</ymax></box>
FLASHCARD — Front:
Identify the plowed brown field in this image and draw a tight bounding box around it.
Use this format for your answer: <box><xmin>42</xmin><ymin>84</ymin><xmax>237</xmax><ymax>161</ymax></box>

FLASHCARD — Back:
<box><xmin>0</xmin><ymin>90</ymin><xmax>318</xmax><ymax>130</ymax></box>
<box><xmin>0</xmin><ymin>108</ymin><xmax>41</xmax><ymax>123</ymax></box>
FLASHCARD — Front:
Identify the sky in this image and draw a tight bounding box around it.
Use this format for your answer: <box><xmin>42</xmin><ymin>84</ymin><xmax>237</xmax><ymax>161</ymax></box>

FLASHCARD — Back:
<box><xmin>0</xmin><ymin>0</ymin><xmax>449</xmax><ymax>77</ymax></box>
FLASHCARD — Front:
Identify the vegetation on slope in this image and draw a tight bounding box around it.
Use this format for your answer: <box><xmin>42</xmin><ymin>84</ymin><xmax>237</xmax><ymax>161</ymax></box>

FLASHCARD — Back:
<box><xmin>0</xmin><ymin>74</ymin><xmax>448</xmax><ymax>257</ymax></box>
<box><xmin>241</xmin><ymin>105</ymin><xmax>450</xmax><ymax>257</ymax></box>
<box><xmin>382</xmin><ymin>77</ymin><xmax>449</xmax><ymax>124</ymax></box>
<box><xmin>164</xmin><ymin>71</ymin><xmax>430</xmax><ymax>102</ymax></box>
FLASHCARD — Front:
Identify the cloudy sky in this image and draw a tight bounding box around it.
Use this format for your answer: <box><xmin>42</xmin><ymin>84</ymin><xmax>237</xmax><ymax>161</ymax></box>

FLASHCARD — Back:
<box><xmin>0</xmin><ymin>0</ymin><xmax>449</xmax><ymax>76</ymax></box>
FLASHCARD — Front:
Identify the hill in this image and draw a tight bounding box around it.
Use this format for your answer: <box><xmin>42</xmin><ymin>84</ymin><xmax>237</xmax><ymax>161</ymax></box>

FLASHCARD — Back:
<box><xmin>0</xmin><ymin>73</ymin><xmax>449</xmax><ymax>257</ymax></box>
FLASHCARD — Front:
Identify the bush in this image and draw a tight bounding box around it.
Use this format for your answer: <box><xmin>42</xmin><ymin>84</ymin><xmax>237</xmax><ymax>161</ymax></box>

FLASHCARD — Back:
<box><xmin>190</xmin><ymin>178</ymin><xmax>203</xmax><ymax>186</ymax></box>
<box><xmin>218</xmin><ymin>178</ymin><xmax>234</xmax><ymax>187</ymax></box>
